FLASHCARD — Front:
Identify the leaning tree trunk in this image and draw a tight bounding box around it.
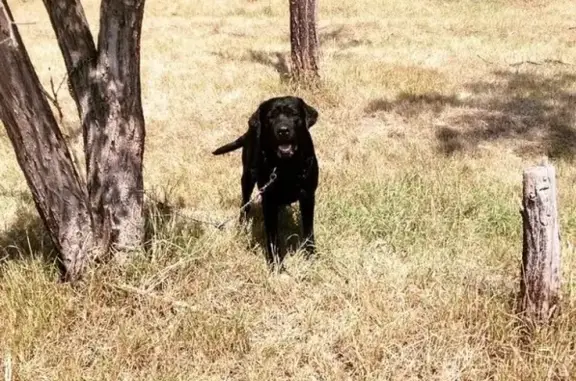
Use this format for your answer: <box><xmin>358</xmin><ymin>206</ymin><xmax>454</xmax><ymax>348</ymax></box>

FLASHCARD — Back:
<box><xmin>43</xmin><ymin>0</ymin><xmax>147</xmax><ymax>254</ymax></box>
<box><xmin>289</xmin><ymin>0</ymin><xmax>319</xmax><ymax>81</ymax></box>
<box><xmin>0</xmin><ymin>0</ymin><xmax>95</xmax><ymax>281</ymax></box>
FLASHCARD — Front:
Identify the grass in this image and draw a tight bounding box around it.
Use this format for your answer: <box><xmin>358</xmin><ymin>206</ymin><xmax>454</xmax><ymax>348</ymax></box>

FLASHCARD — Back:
<box><xmin>2</xmin><ymin>0</ymin><xmax>576</xmax><ymax>379</ymax></box>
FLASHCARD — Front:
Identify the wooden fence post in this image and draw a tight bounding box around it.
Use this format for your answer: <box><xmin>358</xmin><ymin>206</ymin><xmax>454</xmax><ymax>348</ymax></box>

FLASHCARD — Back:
<box><xmin>518</xmin><ymin>163</ymin><xmax>561</xmax><ymax>324</ymax></box>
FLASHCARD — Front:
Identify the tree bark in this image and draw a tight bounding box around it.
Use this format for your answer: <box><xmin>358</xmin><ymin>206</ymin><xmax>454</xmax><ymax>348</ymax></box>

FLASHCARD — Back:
<box><xmin>86</xmin><ymin>0</ymin><xmax>146</xmax><ymax>252</ymax></box>
<box><xmin>519</xmin><ymin>164</ymin><xmax>561</xmax><ymax>324</ymax></box>
<box><xmin>43</xmin><ymin>0</ymin><xmax>147</xmax><ymax>253</ymax></box>
<box><xmin>42</xmin><ymin>0</ymin><xmax>97</xmax><ymax>123</ymax></box>
<box><xmin>289</xmin><ymin>0</ymin><xmax>319</xmax><ymax>81</ymax></box>
<box><xmin>0</xmin><ymin>0</ymin><xmax>95</xmax><ymax>281</ymax></box>
<box><xmin>0</xmin><ymin>0</ymin><xmax>146</xmax><ymax>280</ymax></box>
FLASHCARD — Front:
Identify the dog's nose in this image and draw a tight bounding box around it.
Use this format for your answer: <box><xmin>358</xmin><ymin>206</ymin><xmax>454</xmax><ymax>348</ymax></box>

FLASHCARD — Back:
<box><xmin>278</xmin><ymin>126</ymin><xmax>290</xmax><ymax>137</ymax></box>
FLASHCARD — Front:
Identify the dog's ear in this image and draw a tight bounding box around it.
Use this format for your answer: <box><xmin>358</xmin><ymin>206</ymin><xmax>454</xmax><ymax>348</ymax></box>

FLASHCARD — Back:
<box><xmin>247</xmin><ymin>103</ymin><xmax>263</xmax><ymax>165</ymax></box>
<box><xmin>248</xmin><ymin>108</ymin><xmax>261</xmax><ymax>131</ymax></box>
<box><xmin>247</xmin><ymin>104</ymin><xmax>263</xmax><ymax>151</ymax></box>
<box><xmin>299</xmin><ymin>98</ymin><xmax>318</xmax><ymax>129</ymax></box>
<box><xmin>249</xmin><ymin>99</ymin><xmax>271</xmax><ymax>133</ymax></box>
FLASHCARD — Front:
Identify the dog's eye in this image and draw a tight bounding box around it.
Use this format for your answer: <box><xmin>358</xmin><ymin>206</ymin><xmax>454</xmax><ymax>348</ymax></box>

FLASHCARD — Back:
<box><xmin>281</xmin><ymin>108</ymin><xmax>298</xmax><ymax>117</ymax></box>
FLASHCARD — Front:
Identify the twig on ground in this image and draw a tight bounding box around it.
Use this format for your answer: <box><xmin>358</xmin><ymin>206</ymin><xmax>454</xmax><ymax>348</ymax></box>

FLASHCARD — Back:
<box><xmin>104</xmin><ymin>282</ymin><xmax>194</xmax><ymax>310</ymax></box>
<box><xmin>477</xmin><ymin>55</ymin><xmax>496</xmax><ymax>65</ymax></box>
<box><xmin>478</xmin><ymin>55</ymin><xmax>573</xmax><ymax>67</ymax></box>
<box><xmin>510</xmin><ymin>59</ymin><xmax>572</xmax><ymax>67</ymax></box>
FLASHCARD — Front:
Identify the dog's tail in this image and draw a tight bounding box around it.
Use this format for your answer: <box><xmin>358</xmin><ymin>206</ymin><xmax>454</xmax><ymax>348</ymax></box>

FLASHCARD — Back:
<box><xmin>212</xmin><ymin>134</ymin><xmax>246</xmax><ymax>155</ymax></box>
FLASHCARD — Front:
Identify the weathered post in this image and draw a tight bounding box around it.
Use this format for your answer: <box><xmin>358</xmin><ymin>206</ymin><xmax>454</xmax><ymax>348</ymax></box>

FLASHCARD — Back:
<box><xmin>518</xmin><ymin>163</ymin><xmax>561</xmax><ymax>324</ymax></box>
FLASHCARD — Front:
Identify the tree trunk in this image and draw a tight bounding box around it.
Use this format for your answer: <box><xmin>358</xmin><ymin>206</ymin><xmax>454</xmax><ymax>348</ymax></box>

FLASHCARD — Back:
<box><xmin>87</xmin><ymin>0</ymin><xmax>146</xmax><ymax>252</ymax></box>
<box><xmin>519</xmin><ymin>164</ymin><xmax>561</xmax><ymax>324</ymax></box>
<box><xmin>0</xmin><ymin>0</ymin><xmax>146</xmax><ymax>280</ymax></box>
<box><xmin>43</xmin><ymin>0</ymin><xmax>147</xmax><ymax>254</ymax></box>
<box><xmin>289</xmin><ymin>0</ymin><xmax>319</xmax><ymax>81</ymax></box>
<box><xmin>0</xmin><ymin>0</ymin><xmax>95</xmax><ymax>281</ymax></box>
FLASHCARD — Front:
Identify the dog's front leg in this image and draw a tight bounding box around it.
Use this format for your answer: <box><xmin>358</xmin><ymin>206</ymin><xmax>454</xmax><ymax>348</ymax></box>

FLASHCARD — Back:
<box><xmin>262</xmin><ymin>198</ymin><xmax>281</xmax><ymax>271</ymax></box>
<box><xmin>299</xmin><ymin>193</ymin><xmax>316</xmax><ymax>259</ymax></box>
<box><xmin>240</xmin><ymin>170</ymin><xmax>256</xmax><ymax>223</ymax></box>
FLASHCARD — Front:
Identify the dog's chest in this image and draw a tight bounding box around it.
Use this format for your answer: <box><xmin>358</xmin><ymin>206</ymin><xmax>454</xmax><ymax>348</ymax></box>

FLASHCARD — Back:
<box><xmin>261</xmin><ymin>167</ymin><xmax>310</xmax><ymax>204</ymax></box>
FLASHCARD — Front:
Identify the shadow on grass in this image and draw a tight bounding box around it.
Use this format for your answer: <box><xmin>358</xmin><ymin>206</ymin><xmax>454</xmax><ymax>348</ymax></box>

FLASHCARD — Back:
<box><xmin>0</xmin><ymin>188</ymin><xmax>207</xmax><ymax>274</ymax></box>
<box><xmin>211</xmin><ymin>49</ymin><xmax>292</xmax><ymax>82</ymax></box>
<box><xmin>366</xmin><ymin>92</ymin><xmax>463</xmax><ymax>117</ymax></box>
<box><xmin>212</xmin><ymin>24</ymin><xmax>366</xmax><ymax>79</ymax></box>
<box><xmin>0</xmin><ymin>189</ymin><xmax>55</xmax><ymax>266</ymax></box>
<box><xmin>319</xmin><ymin>24</ymin><xmax>374</xmax><ymax>49</ymax></box>
<box><xmin>247</xmin><ymin>50</ymin><xmax>291</xmax><ymax>80</ymax></box>
<box><xmin>143</xmin><ymin>194</ymin><xmax>207</xmax><ymax>252</ymax></box>
<box><xmin>0</xmin><ymin>205</ymin><xmax>57</xmax><ymax>265</ymax></box>
<box><xmin>366</xmin><ymin>70</ymin><xmax>576</xmax><ymax>159</ymax></box>
<box><xmin>244</xmin><ymin>202</ymin><xmax>303</xmax><ymax>263</ymax></box>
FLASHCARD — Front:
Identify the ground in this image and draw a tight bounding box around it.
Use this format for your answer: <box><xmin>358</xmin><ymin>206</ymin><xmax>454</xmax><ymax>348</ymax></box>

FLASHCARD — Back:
<box><xmin>1</xmin><ymin>0</ymin><xmax>576</xmax><ymax>379</ymax></box>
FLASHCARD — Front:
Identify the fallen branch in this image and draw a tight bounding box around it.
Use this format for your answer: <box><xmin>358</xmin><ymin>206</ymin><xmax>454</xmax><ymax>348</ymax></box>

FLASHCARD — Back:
<box><xmin>510</xmin><ymin>60</ymin><xmax>542</xmax><ymax>67</ymax></box>
<box><xmin>477</xmin><ymin>54</ymin><xmax>496</xmax><ymax>65</ymax></box>
<box><xmin>477</xmin><ymin>55</ymin><xmax>574</xmax><ymax>68</ymax></box>
<box><xmin>105</xmin><ymin>282</ymin><xmax>195</xmax><ymax>310</ymax></box>
<box><xmin>510</xmin><ymin>59</ymin><xmax>572</xmax><ymax>67</ymax></box>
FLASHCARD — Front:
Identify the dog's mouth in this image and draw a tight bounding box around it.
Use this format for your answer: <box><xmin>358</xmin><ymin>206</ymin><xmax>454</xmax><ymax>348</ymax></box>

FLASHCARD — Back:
<box><xmin>277</xmin><ymin>143</ymin><xmax>296</xmax><ymax>158</ymax></box>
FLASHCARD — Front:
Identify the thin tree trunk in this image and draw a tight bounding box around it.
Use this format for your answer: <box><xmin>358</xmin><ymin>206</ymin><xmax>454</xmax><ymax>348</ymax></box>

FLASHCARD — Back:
<box><xmin>41</xmin><ymin>0</ymin><xmax>97</xmax><ymax>123</ymax></box>
<box><xmin>289</xmin><ymin>0</ymin><xmax>319</xmax><ymax>80</ymax></box>
<box><xmin>0</xmin><ymin>0</ymin><xmax>95</xmax><ymax>281</ymax></box>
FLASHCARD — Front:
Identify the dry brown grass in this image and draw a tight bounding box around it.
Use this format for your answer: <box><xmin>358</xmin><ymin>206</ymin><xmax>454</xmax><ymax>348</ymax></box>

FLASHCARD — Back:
<box><xmin>2</xmin><ymin>0</ymin><xmax>576</xmax><ymax>379</ymax></box>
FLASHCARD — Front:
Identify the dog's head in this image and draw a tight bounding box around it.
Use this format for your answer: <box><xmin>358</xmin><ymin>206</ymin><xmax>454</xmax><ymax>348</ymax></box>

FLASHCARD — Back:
<box><xmin>249</xmin><ymin>96</ymin><xmax>318</xmax><ymax>160</ymax></box>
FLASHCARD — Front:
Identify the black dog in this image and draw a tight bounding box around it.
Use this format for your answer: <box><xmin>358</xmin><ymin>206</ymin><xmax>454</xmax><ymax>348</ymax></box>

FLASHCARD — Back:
<box><xmin>212</xmin><ymin>96</ymin><xmax>319</xmax><ymax>269</ymax></box>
